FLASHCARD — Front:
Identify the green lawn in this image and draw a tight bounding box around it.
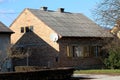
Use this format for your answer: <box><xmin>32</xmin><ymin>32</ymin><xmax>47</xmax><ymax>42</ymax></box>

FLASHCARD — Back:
<box><xmin>74</xmin><ymin>69</ymin><xmax>120</xmax><ymax>75</ymax></box>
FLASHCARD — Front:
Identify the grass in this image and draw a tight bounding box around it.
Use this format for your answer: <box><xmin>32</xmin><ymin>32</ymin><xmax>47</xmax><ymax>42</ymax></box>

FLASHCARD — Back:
<box><xmin>74</xmin><ymin>69</ymin><xmax>120</xmax><ymax>75</ymax></box>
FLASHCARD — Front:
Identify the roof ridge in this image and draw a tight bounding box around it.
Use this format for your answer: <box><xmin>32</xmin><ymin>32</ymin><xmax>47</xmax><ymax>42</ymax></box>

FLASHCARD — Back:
<box><xmin>27</xmin><ymin>8</ymin><xmax>80</xmax><ymax>14</ymax></box>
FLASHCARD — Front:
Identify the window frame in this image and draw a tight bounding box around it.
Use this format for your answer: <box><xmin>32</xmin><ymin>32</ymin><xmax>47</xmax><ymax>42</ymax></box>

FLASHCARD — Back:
<box><xmin>20</xmin><ymin>27</ymin><xmax>24</xmax><ymax>33</ymax></box>
<box><xmin>25</xmin><ymin>26</ymin><xmax>30</xmax><ymax>32</ymax></box>
<box><xmin>67</xmin><ymin>45</ymin><xmax>101</xmax><ymax>58</ymax></box>
<box><xmin>29</xmin><ymin>26</ymin><xmax>33</xmax><ymax>32</ymax></box>
<box><xmin>67</xmin><ymin>45</ymin><xmax>83</xmax><ymax>57</ymax></box>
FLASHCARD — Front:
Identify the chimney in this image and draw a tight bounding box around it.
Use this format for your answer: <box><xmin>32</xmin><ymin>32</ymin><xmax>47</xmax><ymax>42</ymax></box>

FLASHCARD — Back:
<box><xmin>40</xmin><ymin>6</ymin><xmax>48</xmax><ymax>11</ymax></box>
<box><xmin>58</xmin><ymin>8</ymin><xmax>64</xmax><ymax>13</ymax></box>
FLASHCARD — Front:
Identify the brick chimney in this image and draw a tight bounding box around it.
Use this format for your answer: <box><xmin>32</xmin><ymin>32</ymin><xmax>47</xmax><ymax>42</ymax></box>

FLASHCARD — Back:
<box><xmin>40</xmin><ymin>6</ymin><xmax>48</xmax><ymax>11</ymax></box>
<box><xmin>58</xmin><ymin>8</ymin><xmax>64</xmax><ymax>13</ymax></box>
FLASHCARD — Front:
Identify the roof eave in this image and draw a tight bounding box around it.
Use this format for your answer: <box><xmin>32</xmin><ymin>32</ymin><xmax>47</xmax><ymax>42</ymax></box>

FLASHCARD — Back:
<box><xmin>60</xmin><ymin>36</ymin><xmax>113</xmax><ymax>38</ymax></box>
<box><xmin>0</xmin><ymin>31</ymin><xmax>14</xmax><ymax>34</ymax></box>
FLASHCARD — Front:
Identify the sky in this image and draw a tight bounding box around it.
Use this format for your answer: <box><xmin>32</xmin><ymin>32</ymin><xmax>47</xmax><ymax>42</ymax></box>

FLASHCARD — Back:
<box><xmin>0</xmin><ymin>0</ymin><xmax>100</xmax><ymax>27</ymax></box>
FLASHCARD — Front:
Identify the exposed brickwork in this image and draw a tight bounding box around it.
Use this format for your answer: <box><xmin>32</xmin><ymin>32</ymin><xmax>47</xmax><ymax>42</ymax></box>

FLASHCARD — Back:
<box><xmin>10</xmin><ymin>9</ymin><xmax>103</xmax><ymax>69</ymax></box>
<box><xmin>58</xmin><ymin>37</ymin><xmax>103</xmax><ymax>69</ymax></box>
<box><xmin>10</xmin><ymin>9</ymin><xmax>60</xmax><ymax>68</ymax></box>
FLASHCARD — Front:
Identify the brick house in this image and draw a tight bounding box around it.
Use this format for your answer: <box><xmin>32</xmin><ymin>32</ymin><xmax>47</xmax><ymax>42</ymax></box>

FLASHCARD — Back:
<box><xmin>10</xmin><ymin>7</ymin><xmax>112</xmax><ymax>69</ymax></box>
<box><xmin>0</xmin><ymin>21</ymin><xmax>13</xmax><ymax>71</ymax></box>
<box><xmin>111</xmin><ymin>20</ymin><xmax>120</xmax><ymax>38</ymax></box>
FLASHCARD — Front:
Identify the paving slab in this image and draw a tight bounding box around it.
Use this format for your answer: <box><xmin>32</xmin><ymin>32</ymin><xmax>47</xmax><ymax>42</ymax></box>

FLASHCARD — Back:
<box><xmin>73</xmin><ymin>74</ymin><xmax>120</xmax><ymax>80</ymax></box>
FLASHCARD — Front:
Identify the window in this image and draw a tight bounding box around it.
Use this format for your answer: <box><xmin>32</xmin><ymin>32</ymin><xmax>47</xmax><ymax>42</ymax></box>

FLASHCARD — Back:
<box><xmin>21</xmin><ymin>26</ymin><xmax>34</xmax><ymax>33</ymax></box>
<box><xmin>29</xmin><ymin>26</ymin><xmax>33</xmax><ymax>32</ymax></box>
<box><xmin>67</xmin><ymin>45</ymin><xmax>83</xmax><ymax>57</ymax></box>
<box><xmin>83</xmin><ymin>46</ymin><xmax>89</xmax><ymax>57</ymax></box>
<box><xmin>25</xmin><ymin>26</ymin><xmax>29</xmax><ymax>32</ymax></box>
<box><xmin>21</xmin><ymin>27</ymin><xmax>24</xmax><ymax>33</ymax></box>
<box><xmin>89</xmin><ymin>46</ymin><xmax>101</xmax><ymax>57</ymax></box>
<box><xmin>67</xmin><ymin>45</ymin><xmax>101</xmax><ymax>57</ymax></box>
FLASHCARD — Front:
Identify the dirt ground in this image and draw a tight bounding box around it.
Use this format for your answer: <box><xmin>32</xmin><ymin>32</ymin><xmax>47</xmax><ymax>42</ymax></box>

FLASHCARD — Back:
<box><xmin>73</xmin><ymin>74</ymin><xmax>120</xmax><ymax>80</ymax></box>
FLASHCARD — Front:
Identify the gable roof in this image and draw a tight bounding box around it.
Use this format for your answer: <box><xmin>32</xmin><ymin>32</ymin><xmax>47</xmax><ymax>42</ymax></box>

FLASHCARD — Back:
<box><xmin>29</xmin><ymin>8</ymin><xmax>112</xmax><ymax>37</ymax></box>
<box><xmin>13</xmin><ymin>32</ymin><xmax>47</xmax><ymax>48</ymax></box>
<box><xmin>0</xmin><ymin>21</ymin><xmax>13</xmax><ymax>33</ymax></box>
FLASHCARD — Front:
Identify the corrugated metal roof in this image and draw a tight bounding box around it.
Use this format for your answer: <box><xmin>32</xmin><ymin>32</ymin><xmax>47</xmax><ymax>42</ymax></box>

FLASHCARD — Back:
<box><xmin>0</xmin><ymin>21</ymin><xmax>13</xmax><ymax>33</ymax></box>
<box><xmin>28</xmin><ymin>8</ymin><xmax>112</xmax><ymax>37</ymax></box>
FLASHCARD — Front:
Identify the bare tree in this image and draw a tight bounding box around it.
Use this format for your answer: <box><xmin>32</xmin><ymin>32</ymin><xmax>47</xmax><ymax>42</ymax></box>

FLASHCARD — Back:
<box><xmin>101</xmin><ymin>20</ymin><xmax>120</xmax><ymax>69</ymax></box>
<box><xmin>92</xmin><ymin>0</ymin><xmax>120</xmax><ymax>69</ymax></box>
<box><xmin>93</xmin><ymin>0</ymin><xmax>120</xmax><ymax>28</ymax></box>
<box><xmin>0</xmin><ymin>44</ymin><xmax>32</xmax><ymax>72</ymax></box>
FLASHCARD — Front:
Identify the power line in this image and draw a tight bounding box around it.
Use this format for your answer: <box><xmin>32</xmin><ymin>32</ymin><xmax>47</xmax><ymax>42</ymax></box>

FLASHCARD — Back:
<box><xmin>0</xmin><ymin>12</ymin><xmax>20</xmax><ymax>14</ymax></box>
<box><xmin>0</xmin><ymin>13</ymin><xmax>18</xmax><ymax>26</ymax></box>
<box><xmin>0</xmin><ymin>14</ymin><xmax>15</xmax><ymax>23</ymax></box>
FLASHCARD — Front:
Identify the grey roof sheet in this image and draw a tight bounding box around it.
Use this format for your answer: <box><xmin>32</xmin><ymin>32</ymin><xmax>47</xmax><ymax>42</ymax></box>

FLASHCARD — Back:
<box><xmin>13</xmin><ymin>32</ymin><xmax>47</xmax><ymax>47</ymax></box>
<box><xmin>28</xmin><ymin>8</ymin><xmax>112</xmax><ymax>37</ymax></box>
<box><xmin>0</xmin><ymin>21</ymin><xmax>13</xmax><ymax>33</ymax></box>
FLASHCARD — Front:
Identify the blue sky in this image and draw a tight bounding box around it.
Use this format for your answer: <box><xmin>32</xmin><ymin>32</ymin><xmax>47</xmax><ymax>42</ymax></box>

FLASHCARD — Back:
<box><xmin>0</xmin><ymin>0</ymin><xmax>100</xmax><ymax>27</ymax></box>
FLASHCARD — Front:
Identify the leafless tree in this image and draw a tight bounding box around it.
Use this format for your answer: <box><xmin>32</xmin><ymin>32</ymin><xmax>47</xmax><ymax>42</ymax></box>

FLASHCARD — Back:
<box><xmin>0</xmin><ymin>44</ymin><xmax>32</xmax><ymax>72</ymax></box>
<box><xmin>93</xmin><ymin>0</ymin><xmax>120</xmax><ymax>28</ymax></box>
<box><xmin>93</xmin><ymin>0</ymin><xmax>120</xmax><ymax>68</ymax></box>
<box><xmin>102</xmin><ymin>21</ymin><xmax>120</xmax><ymax>69</ymax></box>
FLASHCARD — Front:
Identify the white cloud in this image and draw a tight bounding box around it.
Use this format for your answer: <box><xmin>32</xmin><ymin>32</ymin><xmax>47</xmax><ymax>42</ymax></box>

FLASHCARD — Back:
<box><xmin>0</xmin><ymin>9</ymin><xmax>18</xmax><ymax>26</ymax></box>
<box><xmin>0</xmin><ymin>0</ymin><xmax>4</xmax><ymax>3</ymax></box>
<box><xmin>0</xmin><ymin>9</ymin><xmax>16</xmax><ymax>14</ymax></box>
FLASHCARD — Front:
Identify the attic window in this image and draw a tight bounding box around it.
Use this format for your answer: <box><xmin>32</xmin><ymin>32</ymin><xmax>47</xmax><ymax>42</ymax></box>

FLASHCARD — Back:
<box><xmin>21</xmin><ymin>27</ymin><xmax>24</xmax><ymax>33</ymax></box>
<box><xmin>29</xmin><ymin>26</ymin><xmax>33</xmax><ymax>32</ymax></box>
<box><xmin>20</xmin><ymin>26</ymin><xmax>34</xmax><ymax>33</ymax></box>
<box><xmin>25</xmin><ymin>26</ymin><xmax>29</xmax><ymax>32</ymax></box>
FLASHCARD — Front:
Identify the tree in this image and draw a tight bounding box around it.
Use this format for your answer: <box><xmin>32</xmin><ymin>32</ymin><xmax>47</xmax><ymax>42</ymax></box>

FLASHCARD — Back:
<box><xmin>93</xmin><ymin>0</ymin><xmax>120</xmax><ymax>28</ymax></box>
<box><xmin>103</xmin><ymin>36</ymin><xmax>120</xmax><ymax>69</ymax></box>
<box><xmin>101</xmin><ymin>18</ymin><xmax>120</xmax><ymax>69</ymax></box>
<box><xmin>0</xmin><ymin>44</ymin><xmax>32</xmax><ymax>72</ymax></box>
<box><xmin>93</xmin><ymin>0</ymin><xmax>120</xmax><ymax>69</ymax></box>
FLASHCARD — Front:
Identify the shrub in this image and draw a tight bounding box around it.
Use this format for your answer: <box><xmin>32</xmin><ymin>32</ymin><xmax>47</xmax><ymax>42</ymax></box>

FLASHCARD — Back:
<box><xmin>104</xmin><ymin>46</ymin><xmax>120</xmax><ymax>69</ymax></box>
